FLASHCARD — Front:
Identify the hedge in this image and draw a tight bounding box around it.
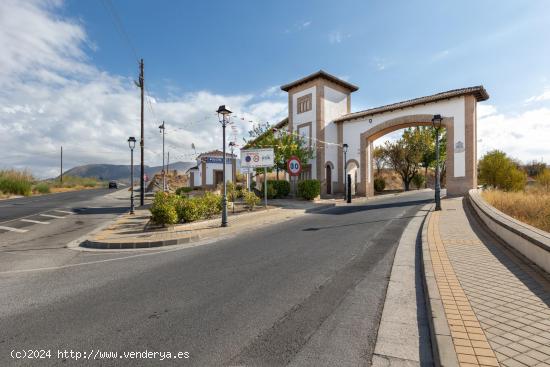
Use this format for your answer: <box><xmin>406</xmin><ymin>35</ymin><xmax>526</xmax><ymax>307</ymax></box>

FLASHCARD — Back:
<box><xmin>268</xmin><ymin>180</ymin><xmax>290</xmax><ymax>198</ymax></box>
<box><xmin>150</xmin><ymin>191</ymin><xmax>223</xmax><ymax>225</ymax></box>
<box><xmin>374</xmin><ymin>177</ymin><xmax>386</xmax><ymax>192</ymax></box>
<box><xmin>297</xmin><ymin>179</ymin><xmax>320</xmax><ymax>200</ymax></box>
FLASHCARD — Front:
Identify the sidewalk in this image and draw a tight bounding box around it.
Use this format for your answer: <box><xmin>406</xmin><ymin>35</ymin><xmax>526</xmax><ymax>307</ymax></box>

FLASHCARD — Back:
<box><xmin>426</xmin><ymin>197</ymin><xmax>550</xmax><ymax>367</ymax></box>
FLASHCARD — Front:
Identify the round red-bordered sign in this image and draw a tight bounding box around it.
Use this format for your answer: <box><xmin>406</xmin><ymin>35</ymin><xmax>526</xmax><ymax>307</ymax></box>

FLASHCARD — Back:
<box><xmin>287</xmin><ymin>156</ymin><xmax>302</xmax><ymax>176</ymax></box>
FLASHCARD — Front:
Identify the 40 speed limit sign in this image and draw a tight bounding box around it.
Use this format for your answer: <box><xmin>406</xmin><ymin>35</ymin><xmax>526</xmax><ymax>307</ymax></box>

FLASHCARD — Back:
<box><xmin>287</xmin><ymin>156</ymin><xmax>302</xmax><ymax>176</ymax></box>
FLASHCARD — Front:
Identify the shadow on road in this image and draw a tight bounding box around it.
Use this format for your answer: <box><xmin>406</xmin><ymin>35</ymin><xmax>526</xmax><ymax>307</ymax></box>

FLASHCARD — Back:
<box><xmin>75</xmin><ymin>207</ymin><xmax>128</xmax><ymax>215</ymax></box>
<box><xmin>315</xmin><ymin>198</ymin><xmax>433</xmax><ymax>216</ymax></box>
<box><xmin>302</xmin><ymin>214</ymin><xmax>427</xmax><ymax>231</ymax></box>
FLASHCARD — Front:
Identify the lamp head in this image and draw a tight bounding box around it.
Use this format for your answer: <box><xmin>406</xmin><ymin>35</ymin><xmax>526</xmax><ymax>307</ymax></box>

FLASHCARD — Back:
<box><xmin>128</xmin><ymin>136</ymin><xmax>136</xmax><ymax>150</ymax></box>
<box><xmin>216</xmin><ymin>105</ymin><xmax>232</xmax><ymax>116</ymax></box>
<box><xmin>343</xmin><ymin>143</ymin><xmax>349</xmax><ymax>153</ymax></box>
<box><xmin>432</xmin><ymin>114</ymin><xmax>443</xmax><ymax>129</ymax></box>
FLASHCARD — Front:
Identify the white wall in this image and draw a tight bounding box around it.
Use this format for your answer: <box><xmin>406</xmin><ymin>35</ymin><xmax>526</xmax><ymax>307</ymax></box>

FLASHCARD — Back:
<box><xmin>342</xmin><ymin>96</ymin><xmax>466</xmax><ymax>181</ymax></box>
<box><xmin>197</xmin><ymin>160</ymin><xmax>234</xmax><ymax>186</ymax></box>
<box><xmin>324</xmin><ymin>86</ymin><xmax>348</xmax><ymax>182</ymax></box>
<box><xmin>292</xmin><ymin>86</ymin><xmax>316</xmax><ymax>178</ymax></box>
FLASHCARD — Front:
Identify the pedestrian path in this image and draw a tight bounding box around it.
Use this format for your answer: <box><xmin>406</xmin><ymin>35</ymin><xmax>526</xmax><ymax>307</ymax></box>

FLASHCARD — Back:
<box><xmin>427</xmin><ymin>197</ymin><xmax>550</xmax><ymax>367</ymax></box>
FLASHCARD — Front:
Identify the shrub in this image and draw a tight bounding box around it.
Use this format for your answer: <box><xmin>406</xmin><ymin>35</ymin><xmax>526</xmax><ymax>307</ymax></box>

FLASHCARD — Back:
<box><xmin>226</xmin><ymin>181</ymin><xmax>239</xmax><ymax>202</ymax></box>
<box><xmin>175</xmin><ymin>186</ymin><xmax>194</xmax><ymax>196</ymax></box>
<box><xmin>412</xmin><ymin>173</ymin><xmax>425</xmax><ymax>190</ymax></box>
<box><xmin>201</xmin><ymin>191</ymin><xmax>222</xmax><ymax>218</ymax></box>
<box><xmin>176</xmin><ymin>197</ymin><xmax>204</xmax><ymax>222</ymax></box>
<box><xmin>242</xmin><ymin>189</ymin><xmax>260</xmax><ymax>210</ymax></box>
<box><xmin>374</xmin><ymin>177</ymin><xmax>386</xmax><ymax>192</ymax></box>
<box><xmin>478</xmin><ymin>150</ymin><xmax>526</xmax><ymax>191</ymax></box>
<box><xmin>34</xmin><ymin>182</ymin><xmax>51</xmax><ymax>194</ymax></box>
<box><xmin>297</xmin><ymin>179</ymin><xmax>320</xmax><ymax>200</ymax></box>
<box><xmin>0</xmin><ymin>169</ymin><xmax>33</xmax><ymax>196</ymax></box>
<box><xmin>268</xmin><ymin>180</ymin><xmax>290</xmax><ymax>198</ymax></box>
<box><xmin>261</xmin><ymin>182</ymin><xmax>278</xmax><ymax>199</ymax></box>
<box><xmin>150</xmin><ymin>192</ymin><xmax>179</xmax><ymax>226</ymax></box>
<box><xmin>536</xmin><ymin>168</ymin><xmax>550</xmax><ymax>192</ymax></box>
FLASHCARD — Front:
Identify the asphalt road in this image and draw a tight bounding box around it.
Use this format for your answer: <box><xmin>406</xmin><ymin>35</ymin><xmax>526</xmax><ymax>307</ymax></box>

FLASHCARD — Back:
<box><xmin>0</xmin><ymin>191</ymin><xmax>434</xmax><ymax>367</ymax></box>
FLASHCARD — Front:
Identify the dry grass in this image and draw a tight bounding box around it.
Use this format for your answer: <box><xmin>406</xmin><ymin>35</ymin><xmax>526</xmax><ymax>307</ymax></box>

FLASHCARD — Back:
<box><xmin>482</xmin><ymin>189</ymin><xmax>550</xmax><ymax>233</ymax></box>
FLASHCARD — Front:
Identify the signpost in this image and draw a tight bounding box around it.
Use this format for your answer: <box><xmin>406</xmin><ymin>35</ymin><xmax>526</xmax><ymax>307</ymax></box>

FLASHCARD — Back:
<box><xmin>240</xmin><ymin>148</ymin><xmax>274</xmax><ymax>207</ymax></box>
<box><xmin>287</xmin><ymin>156</ymin><xmax>302</xmax><ymax>197</ymax></box>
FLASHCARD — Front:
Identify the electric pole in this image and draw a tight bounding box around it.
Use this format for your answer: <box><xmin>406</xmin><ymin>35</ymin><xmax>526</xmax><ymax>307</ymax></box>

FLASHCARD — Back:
<box><xmin>138</xmin><ymin>59</ymin><xmax>145</xmax><ymax>206</ymax></box>
<box><xmin>60</xmin><ymin>146</ymin><xmax>63</xmax><ymax>184</ymax></box>
<box><xmin>159</xmin><ymin>121</ymin><xmax>166</xmax><ymax>191</ymax></box>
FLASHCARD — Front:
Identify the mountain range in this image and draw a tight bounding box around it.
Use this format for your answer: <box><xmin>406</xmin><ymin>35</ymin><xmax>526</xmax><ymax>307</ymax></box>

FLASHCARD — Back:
<box><xmin>62</xmin><ymin>162</ymin><xmax>196</xmax><ymax>181</ymax></box>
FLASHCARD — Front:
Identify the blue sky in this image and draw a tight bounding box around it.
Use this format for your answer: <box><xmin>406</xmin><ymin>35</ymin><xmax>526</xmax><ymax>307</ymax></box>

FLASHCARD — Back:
<box><xmin>1</xmin><ymin>0</ymin><xmax>550</xmax><ymax>177</ymax></box>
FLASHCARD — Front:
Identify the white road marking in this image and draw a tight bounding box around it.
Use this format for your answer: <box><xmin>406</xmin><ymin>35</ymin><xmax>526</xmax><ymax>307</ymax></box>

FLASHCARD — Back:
<box><xmin>54</xmin><ymin>210</ymin><xmax>74</xmax><ymax>215</ymax></box>
<box><xmin>0</xmin><ymin>226</ymin><xmax>28</xmax><ymax>233</ymax></box>
<box><xmin>20</xmin><ymin>219</ymin><xmax>50</xmax><ymax>225</ymax></box>
<box><xmin>39</xmin><ymin>214</ymin><xmax>65</xmax><ymax>219</ymax></box>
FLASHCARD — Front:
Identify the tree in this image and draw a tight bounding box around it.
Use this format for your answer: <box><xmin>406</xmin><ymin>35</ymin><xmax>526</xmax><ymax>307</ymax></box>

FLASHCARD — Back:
<box><xmin>524</xmin><ymin>160</ymin><xmax>547</xmax><ymax>177</ymax></box>
<box><xmin>478</xmin><ymin>150</ymin><xmax>526</xmax><ymax>191</ymax></box>
<box><xmin>381</xmin><ymin>128</ymin><xmax>427</xmax><ymax>191</ymax></box>
<box><xmin>372</xmin><ymin>146</ymin><xmax>386</xmax><ymax>176</ymax></box>
<box><xmin>245</xmin><ymin>124</ymin><xmax>313</xmax><ymax>176</ymax></box>
<box><xmin>536</xmin><ymin>168</ymin><xmax>550</xmax><ymax>191</ymax></box>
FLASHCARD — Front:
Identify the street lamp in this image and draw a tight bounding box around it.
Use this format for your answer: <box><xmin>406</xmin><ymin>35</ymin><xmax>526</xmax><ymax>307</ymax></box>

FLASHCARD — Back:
<box><xmin>159</xmin><ymin>121</ymin><xmax>166</xmax><ymax>192</ymax></box>
<box><xmin>343</xmin><ymin>143</ymin><xmax>349</xmax><ymax>202</ymax></box>
<box><xmin>217</xmin><ymin>105</ymin><xmax>232</xmax><ymax>227</ymax></box>
<box><xmin>128</xmin><ymin>136</ymin><xmax>136</xmax><ymax>214</ymax></box>
<box><xmin>432</xmin><ymin>114</ymin><xmax>443</xmax><ymax>211</ymax></box>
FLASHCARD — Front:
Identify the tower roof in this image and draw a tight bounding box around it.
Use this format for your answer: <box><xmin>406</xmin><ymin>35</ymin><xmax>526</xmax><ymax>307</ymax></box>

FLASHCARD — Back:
<box><xmin>280</xmin><ymin>70</ymin><xmax>359</xmax><ymax>92</ymax></box>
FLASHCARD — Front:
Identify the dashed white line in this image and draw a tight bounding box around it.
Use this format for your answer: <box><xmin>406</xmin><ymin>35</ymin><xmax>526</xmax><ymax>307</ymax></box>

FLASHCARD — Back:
<box><xmin>54</xmin><ymin>210</ymin><xmax>74</xmax><ymax>215</ymax></box>
<box><xmin>20</xmin><ymin>219</ymin><xmax>50</xmax><ymax>225</ymax></box>
<box><xmin>0</xmin><ymin>226</ymin><xmax>28</xmax><ymax>233</ymax></box>
<box><xmin>39</xmin><ymin>214</ymin><xmax>65</xmax><ymax>219</ymax></box>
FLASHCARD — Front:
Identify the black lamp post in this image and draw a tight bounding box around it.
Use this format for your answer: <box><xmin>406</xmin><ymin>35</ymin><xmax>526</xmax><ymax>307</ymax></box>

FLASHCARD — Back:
<box><xmin>432</xmin><ymin>114</ymin><xmax>443</xmax><ymax>211</ymax></box>
<box><xmin>217</xmin><ymin>105</ymin><xmax>232</xmax><ymax>227</ymax></box>
<box><xmin>128</xmin><ymin>136</ymin><xmax>136</xmax><ymax>214</ymax></box>
<box><xmin>343</xmin><ymin>143</ymin><xmax>348</xmax><ymax>201</ymax></box>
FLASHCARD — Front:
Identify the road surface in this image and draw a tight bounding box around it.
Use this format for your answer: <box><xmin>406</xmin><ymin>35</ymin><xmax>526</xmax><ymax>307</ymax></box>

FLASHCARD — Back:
<box><xmin>0</xmin><ymin>190</ymin><xmax>434</xmax><ymax>366</ymax></box>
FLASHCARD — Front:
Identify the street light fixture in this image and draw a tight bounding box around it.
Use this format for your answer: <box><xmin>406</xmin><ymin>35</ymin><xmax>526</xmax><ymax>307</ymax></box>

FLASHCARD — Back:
<box><xmin>159</xmin><ymin>121</ymin><xmax>166</xmax><ymax>192</ymax></box>
<box><xmin>432</xmin><ymin>114</ymin><xmax>443</xmax><ymax>211</ymax></box>
<box><xmin>128</xmin><ymin>136</ymin><xmax>137</xmax><ymax>215</ymax></box>
<box><xmin>217</xmin><ymin>105</ymin><xmax>232</xmax><ymax>227</ymax></box>
<box><xmin>343</xmin><ymin>143</ymin><xmax>349</xmax><ymax>202</ymax></box>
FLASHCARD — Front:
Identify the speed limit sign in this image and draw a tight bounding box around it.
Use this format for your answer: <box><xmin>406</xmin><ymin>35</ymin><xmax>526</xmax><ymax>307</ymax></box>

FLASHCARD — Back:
<box><xmin>287</xmin><ymin>156</ymin><xmax>302</xmax><ymax>176</ymax></box>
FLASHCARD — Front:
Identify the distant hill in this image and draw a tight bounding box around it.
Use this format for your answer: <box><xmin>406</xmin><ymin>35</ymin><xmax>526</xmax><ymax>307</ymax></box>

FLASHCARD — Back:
<box><xmin>62</xmin><ymin>162</ymin><xmax>195</xmax><ymax>182</ymax></box>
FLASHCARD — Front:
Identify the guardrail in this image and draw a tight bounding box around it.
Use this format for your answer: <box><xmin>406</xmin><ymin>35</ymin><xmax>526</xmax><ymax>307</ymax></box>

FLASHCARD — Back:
<box><xmin>468</xmin><ymin>189</ymin><xmax>550</xmax><ymax>274</ymax></box>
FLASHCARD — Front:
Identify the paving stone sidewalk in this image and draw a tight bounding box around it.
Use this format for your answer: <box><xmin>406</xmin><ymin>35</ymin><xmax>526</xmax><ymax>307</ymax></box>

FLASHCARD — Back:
<box><xmin>428</xmin><ymin>197</ymin><xmax>550</xmax><ymax>367</ymax></box>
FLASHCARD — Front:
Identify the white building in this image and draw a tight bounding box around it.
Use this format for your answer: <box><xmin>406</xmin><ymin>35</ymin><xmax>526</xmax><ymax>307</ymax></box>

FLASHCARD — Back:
<box><xmin>187</xmin><ymin>150</ymin><xmax>236</xmax><ymax>189</ymax></box>
<box><xmin>264</xmin><ymin>70</ymin><xmax>488</xmax><ymax>197</ymax></box>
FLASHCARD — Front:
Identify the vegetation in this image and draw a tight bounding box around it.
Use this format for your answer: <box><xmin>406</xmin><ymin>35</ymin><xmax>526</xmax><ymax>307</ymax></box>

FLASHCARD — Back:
<box><xmin>245</xmin><ymin>122</ymin><xmax>314</xmax><ymax>175</ymax></box>
<box><xmin>151</xmin><ymin>191</ymin><xmax>224</xmax><ymax>226</ymax></box>
<box><xmin>150</xmin><ymin>192</ymin><xmax>179</xmax><ymax>226</ymax></box>
<box><xmin>33</xmin><ymin>182</ymin><xmax>51</xmax><ymax>194</ymax></box>
<box><xmin>536</xmin><ymin>168</ymin><xmax>550</xmax><ymax>192</ymax></box>
<box><xmin>372</xmin><ymin>147</ymin><xmax>386</xmax><ymax>176</ymax></box>
<box><xmin>261</xmin><ymin>182</ymin><xmax>278</xmax><ymax>199</ymax></box>
<box><xmin>297</xmin><ymin>179</ymin><xmax>320</xmax><ymax>200</ymax></box>
<box><xmin>523</xmin><ymin>160</ymin><xmax>546</xmax><ymax>177</ymax></box>
<box><xmin>242</xmin><ymin>189</ymin><xmax>260</xmax><ymax>210</ymax></box>
<box><xmin>482</xmin><ymin>189</ymin><xmax>550</xmax><ymax>232</ymax></box>
<box><xmin>478</xmin><ymin>150</ymin><xmax>526</xmax><ymax>191</ymax></box>
<box><xmin>175</xmin><ymin>186</ymin><xmax>194</xmax><ymax>196</ymax></box>
<box><xmin>265</xmin><ymin>180</ymin><xmax>290</xmax><ymax>199</ymax></box>
<box><xmin>374</xmin><ymin>177</ymin><xmax>386</xmax><ymax>192</ymax></box>
<box><xmin>49</xmin><ymin>175</ymin><xmax>102</xmax><ymax>189</ymax></box>
<box><xmin>412</xmin><ymin>173</ymin><xmax>426</xmax><ymax>190</ymax></box>
<box><xmin>0</xmin><ymin>169</ymin><xmax>33</xmax><ymax>196</ymax></box>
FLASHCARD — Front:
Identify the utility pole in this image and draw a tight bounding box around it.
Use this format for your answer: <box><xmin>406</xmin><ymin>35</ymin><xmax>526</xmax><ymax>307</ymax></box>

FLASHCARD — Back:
<box><xmin>159</xmin><ymin>121</ymin><xmax>166</xmax><ymax>191</ymax></box>
<box><xmin>138</xmin><ymin>59</ymin><xmax>145</xmax><ymax>206</ymax></box>
<box><xmin>60</xmin><ymin>146</ymin><xmax>63</xmax><ymax>184</ymax></box>
<box><xmin>167</xmin><ymin>151</ymin><xmax>170</xmax><ymax>173</ymax></box>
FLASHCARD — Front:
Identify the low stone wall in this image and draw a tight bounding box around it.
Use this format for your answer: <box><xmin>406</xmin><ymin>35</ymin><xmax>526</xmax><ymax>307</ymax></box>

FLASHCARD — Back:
<box><xmin>468</xmin><ymin>189</ymin><xmax>550</xmax><ymax>274</ymax></box>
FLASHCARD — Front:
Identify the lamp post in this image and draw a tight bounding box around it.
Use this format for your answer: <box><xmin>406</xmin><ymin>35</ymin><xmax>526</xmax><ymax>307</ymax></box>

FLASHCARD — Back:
<box><xmin>159</xmin><ymin>121</ymin><xmax>166</xmax><ymax>192</ymax></box>
<box><xmin>217</xmin><ymin>105</ymin><xmax>232</xmax><ymax>227</ymax></box>
<box><xmin>128</xmin><ymin>137</ymin><xmax>136</xmax><ymax>214</ymax></box>
<box><xmin>432</xmin><ymin>114</ymin><xmax>442</xmax><ymax>211</ymax></box>
<box><xmin>343</xmin><ymin>143</ymin><xmax>348</xmax><ymax>201</ymax></box>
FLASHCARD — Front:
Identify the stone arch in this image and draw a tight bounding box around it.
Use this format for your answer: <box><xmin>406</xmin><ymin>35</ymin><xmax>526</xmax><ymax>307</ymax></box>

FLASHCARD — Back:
<box><xmin>324</xmin><ymin>161</ymin><xmax>335</xmax><ymax>195</ymax></box>
<box><xmin>345</xmin><ymin>159</ymin><xmax>360</xmax><ymax>195</ymax></box>
<box><xmin>358</xmin><ymin>114</ymin><xmax>455</xmax><ymax>197</ymax></box>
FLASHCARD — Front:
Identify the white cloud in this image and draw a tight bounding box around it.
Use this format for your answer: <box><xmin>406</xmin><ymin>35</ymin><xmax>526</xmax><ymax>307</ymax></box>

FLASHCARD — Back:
<box><xmin>0</xmin><ymin>0</ymin><xmax>287</xmax><ymax>178</ymax></box>
<box><xmin>328</xmin><ymin>31</ymin><xmax>350</xmax><ymax>44</ymax></box>
<box><xmin>525</xmin><ymin>88</ymin><xmax>550</xmax><ymax>103</ymax></box>
<box><xmin>431</xmin><ymin>49</ymin><xmax>451</xmax><ymax>62</ymax></box>
<box><xmin>477</xmin><ymin>104</ymin><xmax>550</xmax><ymax>163</ymax></box>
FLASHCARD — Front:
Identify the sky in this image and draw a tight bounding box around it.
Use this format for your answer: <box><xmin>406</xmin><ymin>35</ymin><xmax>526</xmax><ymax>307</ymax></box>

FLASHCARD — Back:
<box><xmin>1</xmin><ymin>0</ymin><xmax>550</xmax><ymax>178</ymax></box>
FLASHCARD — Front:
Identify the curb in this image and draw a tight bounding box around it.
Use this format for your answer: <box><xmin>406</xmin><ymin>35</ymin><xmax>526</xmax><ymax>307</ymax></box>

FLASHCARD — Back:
<box><xmin>420</xmin><ymin>205</ymin><xmax>459</xmax><ymax>367</ymax></box>
<box><xmin>81</xmin><ymin>234</ymin><xmax>201</xmax><ymax>249</ymax></box>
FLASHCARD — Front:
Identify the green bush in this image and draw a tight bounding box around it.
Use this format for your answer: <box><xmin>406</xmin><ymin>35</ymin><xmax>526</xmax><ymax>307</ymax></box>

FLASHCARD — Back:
<box><xmin>297</xmin><ymin>179</ymin><xmax>320</xmax><ymax>200</ymax></box>
<box><xmin>200</xmin><ymin>191</ymin><xmax>223</xmax><ymax>218</ymax></box>
<box><xmin>374</xmin><ymin>177</ymin><xmax>386</xmax><ymax>192</ymax></box>
<box><xmin>479</xmin><ymin>150</ymin><xmax>526</xmax><ymax>191</ymax></box>
<box><xmin>150</xmin><ymin>192</ymin><xmax>179</xmax><ymax>226</ymax></box>
<box><xmin>268</xmin><ymin>180</ymin><xmax>291</xmax><ymax>198</ymax></box>
<box><xmin>242</xmin><ymin>189</ymin><xmax>260</xmax><ymax>210</ymax></box>
<box><xmin>175</xmin><ymin>186</ymin><xmax>194</xmax><ymax>196</ymax></box>
<box><xmin>412</xmin><ymin>173</ymin><xmax>425</xmax><ymax>190</ymax></box>
<box><xmin>226</xmin><ymin>181</ymin><xmax>239</xmax><ymax>202</ymax></box>
<box><xmin>176</xmin><ymin>197</ymin><xmax>204</xmax><ymax>222</ymax></box>
<box><xmin>0</xmin><ymin>170</ymin><xmax>33</xmax><ymax>196</ymax></box>
<box><xmin>261</xmin><ymin>182</ymin><xmax>278</xmax><ymax>199</ymax></box>
<box><xmin>34</xmin><ymin>182</ymin><xmax>51</xmax><ymax>194</ymax></box>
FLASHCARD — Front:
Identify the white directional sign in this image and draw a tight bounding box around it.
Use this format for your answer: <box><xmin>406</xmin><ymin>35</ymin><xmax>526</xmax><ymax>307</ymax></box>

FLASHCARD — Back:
<box><xmin>240</xmin><ymin>148</ymin><xmax>274</xmax><ymax>168</ymax></box>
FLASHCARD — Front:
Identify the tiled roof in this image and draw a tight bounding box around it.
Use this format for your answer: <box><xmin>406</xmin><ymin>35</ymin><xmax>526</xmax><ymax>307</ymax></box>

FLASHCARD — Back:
<box><xmin>280</xmin><ymin>70</ymin><xmax>359</xmax><ymax>92</ymax></box>
<box><xmin>334</xmin><ymin>86</ymin><xmax>489</xmax><ymax>123</ymax></box>
<box><xmin>196</xmin><ymin>150</ymin><xmax>235</xmax><ymax>159</ymax></box>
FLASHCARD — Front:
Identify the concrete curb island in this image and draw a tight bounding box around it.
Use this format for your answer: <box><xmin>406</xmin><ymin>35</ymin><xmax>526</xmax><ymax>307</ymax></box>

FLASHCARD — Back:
<box><xmin>468</xmin><ymin>189</ymin><xmax>550</xmax><ymax>273</ymax></box>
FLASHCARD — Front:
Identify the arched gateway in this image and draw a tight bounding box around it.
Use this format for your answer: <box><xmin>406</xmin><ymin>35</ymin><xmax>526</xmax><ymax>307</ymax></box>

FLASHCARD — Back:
<box><xmin>275</xmin><ymin>70</ymin><xmax>489</xmax><ymax>197</ymax></box>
